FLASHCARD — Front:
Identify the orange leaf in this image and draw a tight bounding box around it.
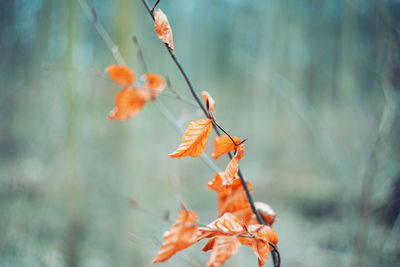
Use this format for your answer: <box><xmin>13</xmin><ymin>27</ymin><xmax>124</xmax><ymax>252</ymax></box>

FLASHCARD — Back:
<box><xmin>201</xmin><ymin>91</ymin><xmax>216</xmax><ymax>113</ymax></box>
<box><xmin>206</xmin><ymin>172</ymin><xmax>224</xmax><ymax>191</ymax></box>
<box><xmin>223</xmin><ymin>145</ymin><xmax>245</xmax><ymax>185</ymax></box>
<box><xmin>152</xmin><ymin>206</ymin><xmax>199</xmax><ymax>263</ymax></box>
<box><xmin>252</xmin><ymin>239</ymin><xmax>270</xmax><ymax>266</ymax></box>
<box><xmin>206</xmin><ymin>174</ymin><xmax>252</xmax><ymax>217</ymax></box>
<box><xmin>144</xmin><ymin>73</ymin><xmax>165</xmax><ymax>98</ymax></box>
<box><xmin>198</xmin><ymin>212</ymin><xmax>245</xmax><ymax>240</ymax></box>
<box><xmin>212</xmin><ymin>135</ymin><xmax>241</xmax><ymax>160</ymax></box>
<box><xmin>249</xmin><ymin>224</ymin><xmax>278</xmax><ymax>245</ymax></box>
<box><xmin>248</xmin><ymin>225</ymin><xmax>278</xmax><ymax>266</ymax></box>
<box><xmin>154</xmin><ymin>9</ymin><xmax>174</xmax><ymax>50</ymax></box>
<box><xmin>106</xmin><ymin>65</ymin><xmax>136</xmax><ymax>87</ymax></box>
<box><xmin>206</xmin><ymin>236</ymin><xmax>240</xmax><ymax>267</ymax></box>
<box><xmin>168</xmin><ymin>118</ymin><xmax>212</xmax><ymax>158</ymax></box>
<box><xmin>219</xmin><ymin>180</ymin><xmax>252</xmax><ymax>217</ymax></box>
<box><xmin>108</xmin><ymin>88</ymin><xmax>150</xmax><ymax>121</ymax></box>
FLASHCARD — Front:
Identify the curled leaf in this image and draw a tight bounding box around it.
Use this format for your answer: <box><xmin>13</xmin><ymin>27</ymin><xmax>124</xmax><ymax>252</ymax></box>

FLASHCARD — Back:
<box><xmin>106</xmin><ymin>65</ymin><xmax>136</xmax><ymax>87</ymax></box>
<box><xmin>201</xmin><ymin>91</ymin><xmax>216</xmax><ymax>113</ymax></box>
<box><xmin>169</xmin><ymin>118</ymin><xmax>212</xmax><ymax>158</ymax></box>
<box><xmin>152</xmin><ymin>206</ymin><xmax>199</xmax><ymax>263</ymax></box>
<box><xmin>108</xmin><ymin>88</ymin><xmax>150</xmax><ymax>121</ymax></box>
<box><xmin>255</xmin><ymin>202</ymin><xmax>277</xmax><ymax>226</ymax></box>
<box><xmin>212</xmin><ymin>135</ymin><xmax>241</xmax><ymax>160</ymax></box>
<box><xmin>206</xmin><ymin>236</ymin><xmax>240</xmax><ymax>267</ymax></box>
<box><xmin>144</xmin><ymin>73</ymin><xmax>165</xmax><ymax>98</ymax></box>
<box><xmin>154</xmin><ymin>9</ymin><xmax>174</xmax><ymax>50</ymax></box>
<box><xmin>223</xmin><ymin>145</ymin><xmax>245</xmax><ymax>185</ymax></box>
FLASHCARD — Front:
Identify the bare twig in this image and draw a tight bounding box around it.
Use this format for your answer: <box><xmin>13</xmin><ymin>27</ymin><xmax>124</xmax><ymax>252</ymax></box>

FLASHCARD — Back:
<box><xmin>131</xmin><ymin>36</ymin><xmax>198</xmax><ymax>107</ymax></box>
<box><xmin>132</xmin><ymin>36</ymin><xmax>148</xmax><ymax>73</ymax></box>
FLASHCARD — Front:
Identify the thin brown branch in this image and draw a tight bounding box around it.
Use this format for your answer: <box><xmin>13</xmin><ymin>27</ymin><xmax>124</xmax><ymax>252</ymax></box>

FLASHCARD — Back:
<box><xmin>132</xmin><ymin>36</ymin><xmax>148</xmax><ymax>73</ymax></box>
<box><xmin>140</xmin><ymin>0</ymin><xmax>267</xmax><ymax>228</ymax></box>
<box><xmin>210</xmin><ymin>112</ymin><xmax>240</xmax><ymax>146</ymax></box>
<box><xmin>151</xmin><ymin>0</ymin><xmax>161</xmax><ymax>14</ymax></box>
<box><xmin>140</xmin><ymin>1</ymin><xmax>279</xmax><ymax>265</ymax></box>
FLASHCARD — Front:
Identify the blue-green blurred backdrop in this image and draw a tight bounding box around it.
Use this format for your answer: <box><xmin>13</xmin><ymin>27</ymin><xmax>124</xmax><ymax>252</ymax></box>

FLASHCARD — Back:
<box><xmin>1</xmin><ymin>0</ymin><xmax>400</xmax><ymax>266</ymax></box>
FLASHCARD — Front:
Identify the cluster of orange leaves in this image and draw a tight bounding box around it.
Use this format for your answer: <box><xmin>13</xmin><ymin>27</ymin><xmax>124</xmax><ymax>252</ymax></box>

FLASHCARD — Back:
<box><xmin>105</xmin><ymin>8</ymin><xmax>278</xmax><ymax>267</ymax></box>
<box><xmin>151</xmin><ymin>91</ymin><xmax>278</xmax><ymax>266</ymax></box>
<box><xmin>106</xmin><ymin>65</ymin><xmax>164</xmax><ymax>121</ymax></box>
<box><xmin>105</xmin><ymin>9</ymin><xmax>173</xmax><ymax>121</ymax></box>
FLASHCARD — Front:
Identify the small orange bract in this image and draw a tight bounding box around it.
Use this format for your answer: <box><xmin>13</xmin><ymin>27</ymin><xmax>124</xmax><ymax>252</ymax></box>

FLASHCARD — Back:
<box><xmin>106</xmin><ymin>65</ymin><xmax>136</xmax><ymax>87</ymax></box>
<box><xmin>108</xmin><ymin>88</ymin><xmax>150</xmax><ymax>121</ymax></box>
<box><xmin>154</xmin><ymin>9</ymin><xmax>174</xmax><ymax>50</ymax></box>
<box><xmin>169</xmin><ymin>118</ymin><xmax>212</xmax><ymax>158</ymax></box>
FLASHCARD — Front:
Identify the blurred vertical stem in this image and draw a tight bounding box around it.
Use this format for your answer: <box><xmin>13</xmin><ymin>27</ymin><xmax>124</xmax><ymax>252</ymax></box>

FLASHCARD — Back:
<box><xmin>65</xmin><ymin>1</ymin><xmax>84</xmax><ymax>266</ymax></box>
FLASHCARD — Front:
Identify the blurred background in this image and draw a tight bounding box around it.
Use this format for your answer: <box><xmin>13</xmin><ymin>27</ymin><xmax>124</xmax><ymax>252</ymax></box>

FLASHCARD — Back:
<box><xmin>1</xmin><ymin>0</ymin><xmax>400</xmax><ymax>266</ymax></box>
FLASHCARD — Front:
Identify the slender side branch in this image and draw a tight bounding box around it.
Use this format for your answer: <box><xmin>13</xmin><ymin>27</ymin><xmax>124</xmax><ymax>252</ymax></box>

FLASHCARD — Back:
<box><xmin>132</xmin><ymin>36</ymin><xmax>149</xmax><ymax>73</ymax></box>
<box><xmin>78</xmin><ymin>0</ymin><xmax>219</xmax><ymax>175</ymax></box>
<box><xmin>78</xmin><ymin>0</ymin><xmax>126</xmax><ymax>65</ymax></box>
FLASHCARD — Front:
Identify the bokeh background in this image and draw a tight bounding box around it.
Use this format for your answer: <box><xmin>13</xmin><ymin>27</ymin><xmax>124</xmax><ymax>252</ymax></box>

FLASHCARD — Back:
<box><xmin>1</xmin><ymin>0</ymin><xmax>400</xmax><ymax>266</ymax></box>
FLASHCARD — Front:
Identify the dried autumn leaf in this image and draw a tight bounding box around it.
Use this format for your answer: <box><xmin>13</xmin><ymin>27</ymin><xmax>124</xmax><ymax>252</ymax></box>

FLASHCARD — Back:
<box><xmin>168</xmin><ymin>118</ymin><xmax>212</xmax><ymax>158</ymax></box>
<box><xmin>108</xmin><ymin>88</ymin><xmax>150</xmax><ymax>121</ymax></box>
<box><xmin>198</xmin><ymin>212</ymin><xmax>245</xmax><ymax>240</ymax></box>
<box><xmin>106</xmin><ymin>65</ymin><xmax>136</xmax><ymax>87</ymax></box>
<box><xmin>206</xmin><ymin>172</ymin><xmax>224</xmax><ymax>192</ymax></box>
<box><xmin>152</xmin><ymin>206</ymin><xmax>199</xmax><ymax>263</ymax></box>
<box><xmin>212</xmin><ymin>135</ymin><xmax>241</xmax><ymax>160</ymax></box>
<box><xmin>201</xmin><ymin>91</ymin><xmax>216</xmax><ymax>113</ymax></box>
<box><xmin>252</xmin><ymin>239</ymin><xmax>270</xmax><ymax>266</ymax></box>
<box><xmin>223</xmin><ymin>145</ymin><xmax>245</xmax><ymax>185</ymax></box>
<box><xmin>154</xmin><ymin>9</ymin><xmax>174</xmax><ymax>50</ymax></box>
<box><xmin>206</xmin><ymin>174</ymin><xmax>253</xmax><ymax>217</ymax></box>
<box><xmin>218</xmin><ymin>182</ymin><xmax>252</xmax><ymax>218</ymax></box>
<box><xmin>206</xmin><ymin>236</ymin><xmax>240</xmax><ymax>267</ymax></box>
<box><xmin>248</xmin><ymin>225</ymin><xmax>278</xmax><ymax>266</ymax></box>
<box><xmin>144</xmin><ymin>73</ymin><xmax>165</xmax><ymax>98</ymax></box>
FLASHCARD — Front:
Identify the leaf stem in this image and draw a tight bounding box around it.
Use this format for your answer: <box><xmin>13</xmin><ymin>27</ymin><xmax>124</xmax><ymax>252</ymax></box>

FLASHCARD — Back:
<box><xmin>210</xmin><ymin>113</ymin><xmax>240</xmax><ymax>146</ymax></box>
